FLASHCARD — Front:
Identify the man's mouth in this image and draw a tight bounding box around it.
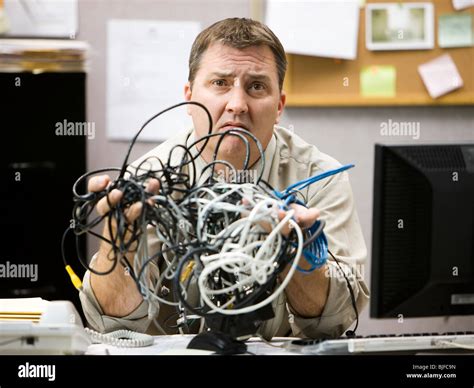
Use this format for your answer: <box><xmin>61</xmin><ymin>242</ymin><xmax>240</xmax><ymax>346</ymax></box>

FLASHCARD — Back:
<box><xmin>219</xmin><ymin>122</ymin><xmax>250</xmax><ymax>132</ymax></box>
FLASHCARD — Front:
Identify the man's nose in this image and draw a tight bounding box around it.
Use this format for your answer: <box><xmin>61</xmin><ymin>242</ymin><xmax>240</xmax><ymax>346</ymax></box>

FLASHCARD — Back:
<box><xmin>225</xmin><ymin>86</ymin><xmax>249</xmax><ymax>115</ymax></box>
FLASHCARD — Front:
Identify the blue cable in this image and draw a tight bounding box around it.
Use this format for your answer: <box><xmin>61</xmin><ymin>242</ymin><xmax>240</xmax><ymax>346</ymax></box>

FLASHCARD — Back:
<box><xmin>295</xmin><ymin>220</ymin><xmax>328</xmax><ymax>273</ymax></box>
<box><xmin>275</xmin><ymin>163</ymin><xmax>354</xmax><ymax>200</ymax></box>
<box><xmin>274</xmin><ymin>164</ymin><xmax>354</xmax><ymax>273</ymax></box>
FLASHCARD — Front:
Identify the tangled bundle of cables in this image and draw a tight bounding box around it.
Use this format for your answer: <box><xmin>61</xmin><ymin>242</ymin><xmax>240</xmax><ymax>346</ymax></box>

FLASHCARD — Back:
<box><xmin>63</xmin><ymin>102</ymin><xmax>352</xmax><ymax>333</ymax></box>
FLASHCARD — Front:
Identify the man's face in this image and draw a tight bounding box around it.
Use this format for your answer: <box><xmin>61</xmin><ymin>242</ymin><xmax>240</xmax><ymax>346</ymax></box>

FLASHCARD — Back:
<box><xmin>184</xmin><ymin>42</ymin><xmax>285</xmax><ymax>170</ymax></box>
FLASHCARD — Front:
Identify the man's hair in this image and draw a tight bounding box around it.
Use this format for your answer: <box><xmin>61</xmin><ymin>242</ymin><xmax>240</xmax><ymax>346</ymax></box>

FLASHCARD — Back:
<box><xmin>188</xmin><ymin>18</ymin><xmax>287</xmax><ymax>91</ymax></box>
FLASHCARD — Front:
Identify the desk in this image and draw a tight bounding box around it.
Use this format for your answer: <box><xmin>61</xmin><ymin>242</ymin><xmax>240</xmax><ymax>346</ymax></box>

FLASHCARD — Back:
<box><xmin>85</xmin><ymin>334</ymin><xmax>474</xmax><ymax>356</ymax></box>
<box><xmin>86</xmin><ymin>335</ymin><xmax>301</xmax><ymax>355</ymax></box>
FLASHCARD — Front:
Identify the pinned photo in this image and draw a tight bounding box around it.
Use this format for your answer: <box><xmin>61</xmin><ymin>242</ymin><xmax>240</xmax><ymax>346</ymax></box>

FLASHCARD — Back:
<box><xmin>366</xmin><ymin>2</ymin><xmax>434</xmax><ymax>50</ymax></box>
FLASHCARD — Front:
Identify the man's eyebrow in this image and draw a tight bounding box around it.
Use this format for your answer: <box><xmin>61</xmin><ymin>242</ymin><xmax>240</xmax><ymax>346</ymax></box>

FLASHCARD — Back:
<box><xmin>208</xmin><ymin>71</ymin><xmax>272</xmax><ymax>82</ymax></box>
<box><xmin>209</xmin><ymin>71</ymin><xmax>234</xmax><ymax>78</ymax></box>
<box><xmin>246</xmin><ymin>73</ymin><xmax>271</xmax><ymax>82</ymax></box>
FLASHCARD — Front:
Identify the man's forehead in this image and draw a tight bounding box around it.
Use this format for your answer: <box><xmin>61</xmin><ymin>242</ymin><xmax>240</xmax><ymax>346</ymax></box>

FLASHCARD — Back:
<box><xmin>199</xmin><ymin>43</ymin><xmax>277</xmax><ymax>76</ymax></box>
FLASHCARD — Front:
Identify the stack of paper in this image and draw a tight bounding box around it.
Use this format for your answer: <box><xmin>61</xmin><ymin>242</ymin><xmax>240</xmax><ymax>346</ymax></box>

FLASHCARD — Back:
<box><xmin>0</xmin><ymin>39</ymin><xmax>88</xmax><ymax>72</ymax></box>
<box><xmin>0</xmin><ymin>298</ymin><xmax>46</xmax><ymax>323</ymax></box>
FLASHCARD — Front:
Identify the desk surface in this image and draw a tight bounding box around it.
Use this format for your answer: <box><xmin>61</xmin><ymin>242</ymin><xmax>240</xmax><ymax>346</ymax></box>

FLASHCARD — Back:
<box><xmin>86</xmin><ymin>335</ymin><xmax>300</xmax><ymax>355</ymax></box>
<box><xmin>85</xmin><ymin>334</ymin><xmax>474</xmax><ymax>356</ymax></box>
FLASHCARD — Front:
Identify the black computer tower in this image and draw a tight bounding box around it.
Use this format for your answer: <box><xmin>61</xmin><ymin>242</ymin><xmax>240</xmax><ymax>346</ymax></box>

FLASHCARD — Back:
<box><xmin>0</xmin><ymin>72</ymin><xmax>87</xmax><ymax>315</ymax></box>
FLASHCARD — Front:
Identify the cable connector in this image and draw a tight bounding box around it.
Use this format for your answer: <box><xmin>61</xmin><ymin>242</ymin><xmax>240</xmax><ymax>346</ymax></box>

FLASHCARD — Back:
<box><xmin>65</xmin><ymin>265</ymin><xmax>83</xmax><ymax>290</ymax></box>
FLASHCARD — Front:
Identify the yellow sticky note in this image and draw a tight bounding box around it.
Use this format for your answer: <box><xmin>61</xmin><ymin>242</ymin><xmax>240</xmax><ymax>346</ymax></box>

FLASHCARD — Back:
<box><xmin>360</xmin><ymin>66</ymin><xmax>396</xmax><ymax>98</ymax></box>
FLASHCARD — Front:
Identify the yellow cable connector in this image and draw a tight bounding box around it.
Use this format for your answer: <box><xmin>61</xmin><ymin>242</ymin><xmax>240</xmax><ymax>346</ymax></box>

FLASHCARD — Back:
<box><xmin>65</xmin><ymin>265</ymin><xmax>83</xmax><ymax>290</ymax></box>
<box><xmin>180</xmin><ymin>261</ymin><xmax>195</xmax><ymax>283</ymax></box>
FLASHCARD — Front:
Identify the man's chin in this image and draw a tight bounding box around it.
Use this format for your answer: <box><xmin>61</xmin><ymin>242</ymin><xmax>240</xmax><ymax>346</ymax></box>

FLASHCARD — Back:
<box><xmin>212</xmin><ymin>145</ymin><xmax>247</xmax><ymax>167</ymax></box>
<box><xmin>215</xmin><ymin>136</ymin><xmax>247</xmax><ymax>153</ymax></box>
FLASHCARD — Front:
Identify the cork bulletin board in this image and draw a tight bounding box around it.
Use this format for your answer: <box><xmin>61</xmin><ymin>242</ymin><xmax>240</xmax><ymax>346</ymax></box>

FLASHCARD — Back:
<box><xmin>260</xmin><ymin>0</ymin><xmax>474</xmax><ymax>106</ymax></box>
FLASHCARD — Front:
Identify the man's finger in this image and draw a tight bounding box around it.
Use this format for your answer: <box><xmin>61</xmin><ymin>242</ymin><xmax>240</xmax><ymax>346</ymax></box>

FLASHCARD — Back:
<box><xmin>277</xmin><ymin>209</ymin><xmax>293</xmax><ymax>237</ymax></box>
<box><xmin>293</xmin><ymin>206</ymin><xmax>320</xmax><ymax>229</ymax></box>
<box><xmin>277</xmin><ymin>205</ymin><xmax>320</xmax><ymax>236</ymax></box>
<box><xmin>145</xmin><ymin>178</ymin><xmax>160</xmax><ymax>194</ymax></box>
<box><xmin>96</xmin><ymin>189</ymin><xmax>123</xmax><ymax>216</ymax></box>
<box><xmin>88</xmin><ymin>175</ymin><xmax>111</xmax><ymax>192</ymax></box>
<box><xmin>124</xmin><ymin>202</ymin><xmax>143</xmax><ymax>224</ymax></box>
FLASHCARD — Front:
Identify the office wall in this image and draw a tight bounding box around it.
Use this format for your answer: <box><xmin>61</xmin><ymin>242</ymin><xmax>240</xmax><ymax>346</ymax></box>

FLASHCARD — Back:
<box><xmin>78</xmin><ymin>0</ymin><xmax>474</xmax><ymax>335</ymax></box>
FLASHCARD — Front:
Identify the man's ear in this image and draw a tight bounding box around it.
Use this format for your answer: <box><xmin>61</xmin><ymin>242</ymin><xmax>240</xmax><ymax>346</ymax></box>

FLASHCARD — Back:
<box><xmin>184</xmin><ymin>82</ymin><xmax>192</xmax><ymax>115</ymax></box>
<box><xmin>275</xmin><ymin>91</ymin><xmax>286</xmax><ymax>124</ymax></box>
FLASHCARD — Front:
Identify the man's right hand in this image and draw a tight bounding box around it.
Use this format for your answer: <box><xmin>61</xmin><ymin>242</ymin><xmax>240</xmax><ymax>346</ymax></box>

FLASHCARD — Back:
<box><xmin>87</xmin><ymin>174</ymin><xmax>161</xmax><ymax>317</ymax></box>
<box><xmin>88</xmin><ymin>174</ymin><xmax>161</xmax><ymax>224</ymax></box>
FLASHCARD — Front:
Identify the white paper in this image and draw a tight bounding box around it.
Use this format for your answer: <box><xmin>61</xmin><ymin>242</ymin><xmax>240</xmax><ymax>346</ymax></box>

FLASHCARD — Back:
<box><xmin>265</xmin><ymin>0</ymin><xmax>360</xmax><ymax>60</ymax></box>
<box><xmin>452</xmin><ymin>0</ymin><xmax>474</xmax><ymax>10</ymax></box>
<box><xmin>0</xmin><ymin>298</ymin><xmax>46</xmax><ymax>314</ymax></box>
<box><xmin>4</xmin><ymin>0</ymin><xmax>77</xmax><ymax>38</ymax></box>
<box><xmin>418</xmin><ymin>54</ymin><xmax>463</xmax><ymax>99</ymax></box>
<box><xmin>0</xmin><ymin>38</ymin><xmax>88</xmax><ymax>53</ymax></box>
<box><xmin>107</xmin><ymin>20</ymin><xmax>200</xmax><ymax>141</ymax></box>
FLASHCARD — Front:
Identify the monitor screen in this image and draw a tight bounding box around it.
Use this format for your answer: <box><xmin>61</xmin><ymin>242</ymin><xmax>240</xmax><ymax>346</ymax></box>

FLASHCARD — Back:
<box><xmin>371</xmin><ymin>144</ymin><xmax>474</xmax><ymax>318</ymax></box>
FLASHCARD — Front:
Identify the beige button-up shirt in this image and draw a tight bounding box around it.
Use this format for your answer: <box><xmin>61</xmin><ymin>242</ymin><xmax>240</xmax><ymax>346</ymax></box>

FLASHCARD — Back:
<box><xmin>80</xmin><ymin>126</ymin><xmax>369</xmax><ymax>339</ymax></box>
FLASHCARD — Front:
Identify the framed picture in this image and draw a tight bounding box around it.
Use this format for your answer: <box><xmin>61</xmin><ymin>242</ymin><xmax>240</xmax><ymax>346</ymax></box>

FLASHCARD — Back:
<box><xmin>366</xmin><ymin>2</ymin><xmax>434</xmax><ymax>51</ymax></box>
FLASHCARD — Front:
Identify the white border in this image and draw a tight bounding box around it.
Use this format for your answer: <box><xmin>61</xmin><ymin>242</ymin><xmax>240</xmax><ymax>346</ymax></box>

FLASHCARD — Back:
<box><xmin>366</xmin><ymin>2</ymin><xmax>434</xmax><ymax>51</ymax></box>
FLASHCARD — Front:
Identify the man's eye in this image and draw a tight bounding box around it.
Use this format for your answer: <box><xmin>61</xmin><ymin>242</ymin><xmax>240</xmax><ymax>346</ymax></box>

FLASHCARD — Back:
<box><xmin>212</xmin><ymin>79</ymin><xmax>227</xmax><ymax>87</ymax></box>
<box><xmin>250</xmin><ymin>82</ymin><xmax>266</xmax><ymax>91</ymax></box>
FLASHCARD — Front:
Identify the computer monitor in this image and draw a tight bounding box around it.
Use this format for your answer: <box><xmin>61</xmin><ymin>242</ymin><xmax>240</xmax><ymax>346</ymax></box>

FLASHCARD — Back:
<box><xmin>371</xmin><ymin>144</ymin><xmax>474</xmax><ymax>318</ymax></box>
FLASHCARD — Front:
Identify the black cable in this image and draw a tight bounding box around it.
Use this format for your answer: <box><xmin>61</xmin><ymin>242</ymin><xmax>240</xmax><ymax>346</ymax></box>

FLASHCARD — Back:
<box><xmin>328</xmin><ymin>249</ymin><xmax>359</xmax><ymax>337</ymax></box>
<box><xmin>187</xmin><ymin>127</ymin><xmax>266</xmax><ymax>184</ymax></box>
<box><xmin>119</xmin><ymin>101</ymin><xmax>213</xmax><ymax>179</ymax></box>
<box><xmin>63</xmin><ymin>102</ymin><xmax>214</xmax><ymax>276</ymax></box>
<box><xmin>303</xmin><ymin>219</ymin><xmax>325</xmax><ymax>249</ymax></box>
<box><xmin>62</xmin><ymin>100</ymin><xmax>354</xmax><ymax>340</ymax></box>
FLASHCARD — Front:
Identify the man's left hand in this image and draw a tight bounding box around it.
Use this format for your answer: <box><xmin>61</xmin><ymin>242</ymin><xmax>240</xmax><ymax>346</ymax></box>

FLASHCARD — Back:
<box><xmin>278</xmin><ymin>203</ymin><xmax>320</xmax><ymax>236</ymax></box>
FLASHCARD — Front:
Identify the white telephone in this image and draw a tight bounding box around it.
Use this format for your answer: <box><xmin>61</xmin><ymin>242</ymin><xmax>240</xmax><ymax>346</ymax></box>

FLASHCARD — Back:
<box><xmin>0</xmin><ymin>298</ymin><xmax>90</xmax><ymax>355</ymax></box>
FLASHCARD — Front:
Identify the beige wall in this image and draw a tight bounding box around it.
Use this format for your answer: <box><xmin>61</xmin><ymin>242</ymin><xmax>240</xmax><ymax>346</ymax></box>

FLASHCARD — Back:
<box><xmin>78</xmin><ymin>0</ymin><xmax>474</xmax><ymax>336</ymax></box>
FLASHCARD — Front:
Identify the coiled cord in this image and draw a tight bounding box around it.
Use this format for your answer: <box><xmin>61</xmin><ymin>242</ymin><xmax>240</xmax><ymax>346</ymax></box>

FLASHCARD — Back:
<box><xmin>85</xmin><ymin>328</ymin><xmax>154</xmax><ymax>348</ymax></box>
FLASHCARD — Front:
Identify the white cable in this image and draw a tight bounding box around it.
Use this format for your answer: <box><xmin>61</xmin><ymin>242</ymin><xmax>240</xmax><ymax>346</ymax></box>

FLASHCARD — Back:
<box><xmin>198</xmin><ymin>217</ymin><xmax>303</xmax><ymax>315</ymax></box>
<box><xmin>435</xmin><ymin>340</ymin><xmax>474</xmax><ymax>350</ymax></box>
<box><xmin>124</xmin><ymin>179</ymin><xmax>306</xmax><ymax>326</ymax></box>
<box><xmin>85</xmin><ymin>328</ymin><xmax>154</xmax><ymax>348</ymax></box>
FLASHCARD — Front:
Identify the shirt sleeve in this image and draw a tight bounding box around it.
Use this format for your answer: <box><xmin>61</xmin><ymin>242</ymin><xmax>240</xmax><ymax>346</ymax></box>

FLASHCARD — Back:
<box><xmin>79</xmin><ymin>262</ymin><xmax>152</xmax><ymax>333</ymax></box>
<box><xmin>287</xmin><ymin>170</ymin><xmax>370</xmax><ymax>338</ymax></box>
<box><xmin>79</xmin><ymin>225</ymin><xmax>162</xmax><ymax>334</ymax></box>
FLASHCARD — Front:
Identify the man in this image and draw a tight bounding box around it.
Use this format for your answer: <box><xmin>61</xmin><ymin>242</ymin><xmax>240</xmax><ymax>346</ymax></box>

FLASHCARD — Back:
<box><xmin>80</xmin><ymin>18</ymin><xmax>369</xmax><ymax>339</ymax></box>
